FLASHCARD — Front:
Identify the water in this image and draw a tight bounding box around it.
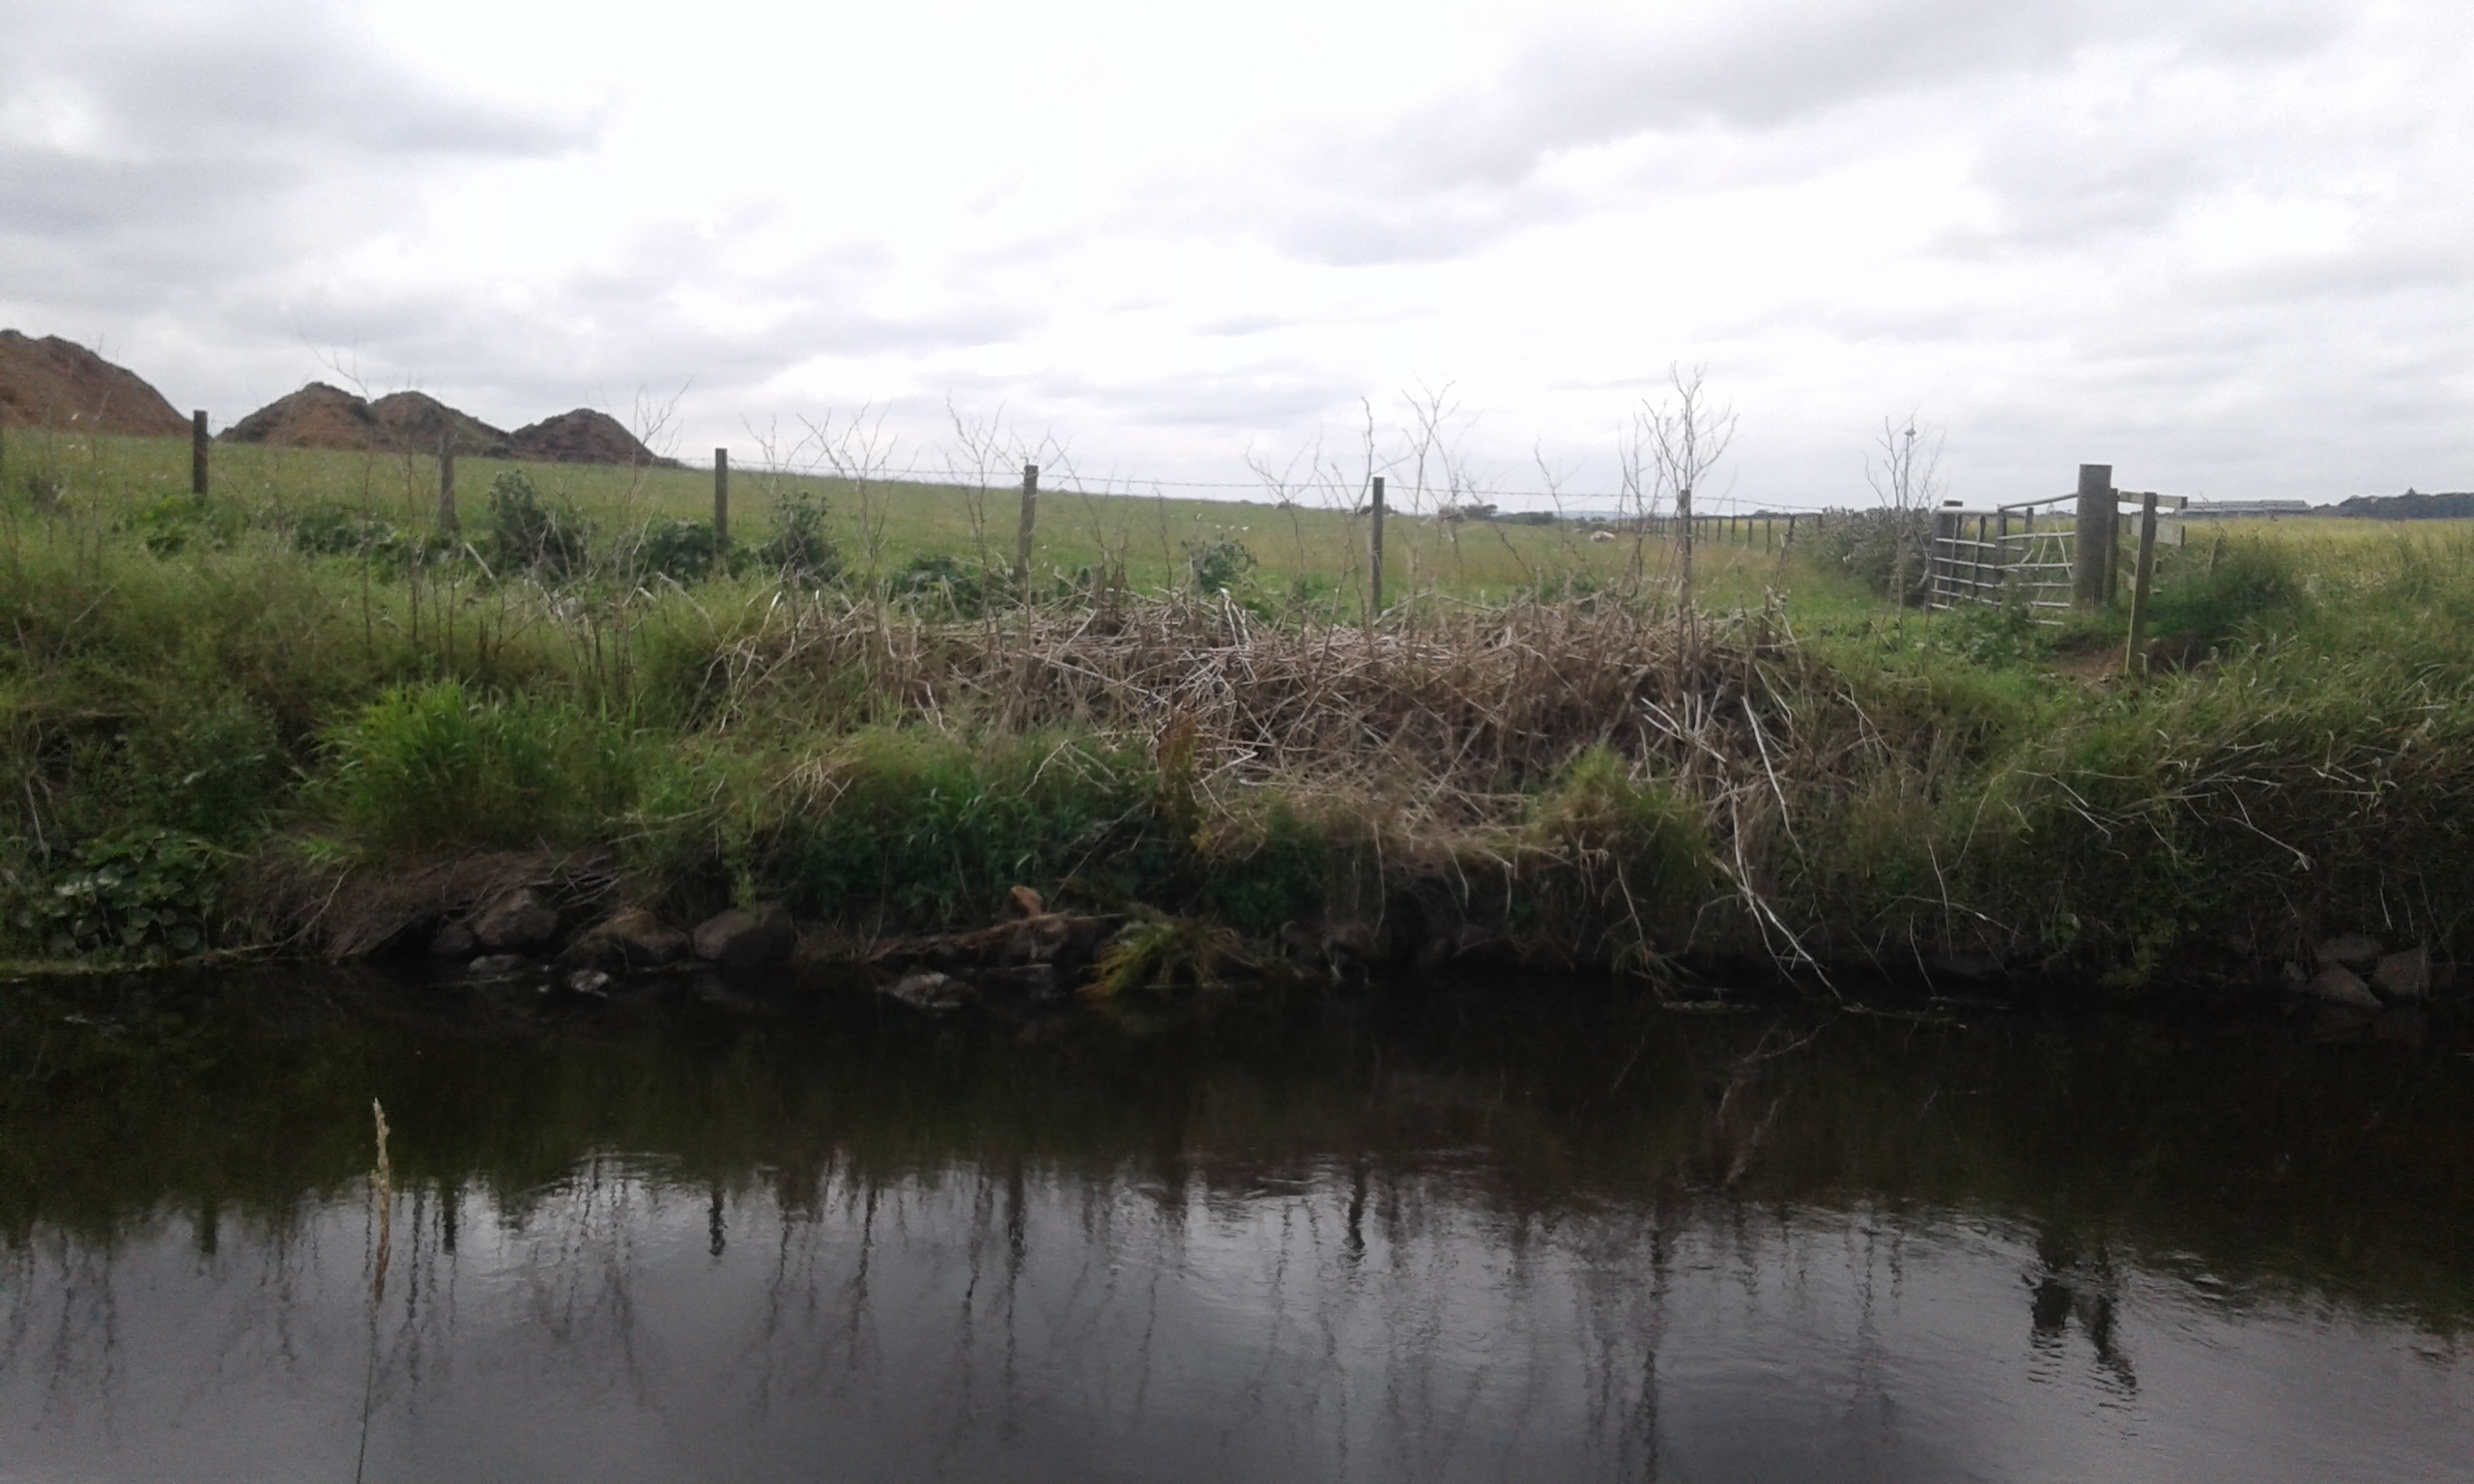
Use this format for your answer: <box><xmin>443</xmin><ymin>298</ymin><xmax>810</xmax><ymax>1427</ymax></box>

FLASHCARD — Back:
<box><xmin>3</xmin><ymin>969</ymin><xmax>2469</xmax><ymax>1481</ymax></box>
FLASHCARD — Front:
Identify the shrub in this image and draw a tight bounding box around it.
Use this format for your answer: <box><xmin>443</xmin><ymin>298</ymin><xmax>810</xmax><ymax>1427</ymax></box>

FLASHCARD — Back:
<box><xmin>1184</xmin><ymin>537</ymin><xmax>1256</xmax><ymax>596</ymax></box>
<box><xmin>1802</xmin><ymin>507</ymin><xmax>1933</xmax><ymax>605</ymax></box>
<box><xmin>486</xmin><ymin>471</ymin><xmax>590</xmax><ymax>578</ymax></box>
<box><xmin>627</xmin><ymin>517</ymin><xmax>724</xmax><ymax>584</ymax></box>
<box><xmin>756</xmin><ymin>490</ymin><xmax>843</xmax><ymax>587</ymax></box>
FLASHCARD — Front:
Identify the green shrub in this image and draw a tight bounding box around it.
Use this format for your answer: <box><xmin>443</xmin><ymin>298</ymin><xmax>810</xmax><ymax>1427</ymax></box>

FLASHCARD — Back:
<box><xmin>627</xmin><ymin>517</ymin><xmax>724</xmax><ymax>584</ymax></box>
<box><xmin>486</xmin><ymin>471</ymin><xmax>590</xmax><ymax>578</ymax></box>
<box><xmin>756</xmin><ymin>490</ymin><xmax>843</xmax><ymax>587</ymax></box>
<box><xmin>1184</xmin><ymin>537</ymin><xmax>1256</xmax><ymax>596</ymax></box>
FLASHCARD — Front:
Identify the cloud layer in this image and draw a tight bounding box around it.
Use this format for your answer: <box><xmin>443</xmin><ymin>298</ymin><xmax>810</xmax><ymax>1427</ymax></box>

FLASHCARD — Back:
<box><xmin>2</xmin><ymin>0</ymin><xmax>2466</xmax><ymax>506</ymax></box>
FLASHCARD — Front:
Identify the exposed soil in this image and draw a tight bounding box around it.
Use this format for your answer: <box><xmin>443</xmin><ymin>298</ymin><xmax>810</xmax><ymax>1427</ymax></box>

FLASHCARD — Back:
<box><xmin>221</xmin><ymin>383</ymin><xmax>669</xmax><ymax>467</ymax></box>
<box><xmin>509</xmin><ymin>408</ymin><xmax>676</xmax><ymax>468</ymax></box>
<box><xmin>0</xmin><ymin>329</ymin><xmax>190</xmax><ymax>438</ymax></box>
<box><xmin>369</xmin><ymin>390</ymin><xmax>514</xmax><ymax>459</ymax></box>
<box><xmin>216</xmin><ymin>381</ymin><xmax>387</xmax><ymax>450</ymax></box>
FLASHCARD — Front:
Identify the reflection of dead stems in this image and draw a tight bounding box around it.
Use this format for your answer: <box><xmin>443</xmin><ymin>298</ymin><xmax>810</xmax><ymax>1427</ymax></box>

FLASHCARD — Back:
<box><xmin>355</xmin><ymin>1099</ymin><xmax>392</xmax><ymax>1484</ymax></box>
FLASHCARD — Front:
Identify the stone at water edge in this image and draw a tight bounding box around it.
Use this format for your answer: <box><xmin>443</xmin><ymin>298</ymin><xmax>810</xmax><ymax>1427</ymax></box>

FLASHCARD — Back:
<box><xmin>2372</xmin><ymin>947</ymin><xmax>2431</xmax><ymax>1003</ymax></box>
<box><xmin>884</xmin><ymin>971</ymin><xmax>974</xmax><ymax>1011</ymax></box>
<box><xmin>471</xmin><ymin>888</ymin><xmax>560</xmax><ymax>951</ymax></box>
<box><xmin>428</xmin><ymin>921</ymin><xmax>477</xmax><ymax>958</ymax></box>
<box><xmin>464</xmin><ymin>953</ymin><xmax>533</xmax><ymax>978</ymax></box>
<box><xmin>2304</xmin><ymin>964</ymin><xmax>2383</xmax><ymax>1009</ymax></box>
<box><xmin>564</xmin><ymin>907</ymin><xmax>689</xmax><ymax>968</ymax></box>
<box><xmin>2316</xmin><ymin>933</ymin><xmax>2384</xmax><ymax>974</ymax></box>
<box><xmin>691</xmin><ymin>902</ymin><xmax>795</xmax><ymax>966</ymax></box>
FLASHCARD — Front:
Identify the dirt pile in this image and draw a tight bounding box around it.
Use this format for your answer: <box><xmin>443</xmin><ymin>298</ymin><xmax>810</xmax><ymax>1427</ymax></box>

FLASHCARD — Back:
<box><xmin>217</xmin><ymin>382</ymin><xmax>387</xmax><ymax>450</ymax></box>
<box><xmin>369</xmin><ymin>391</ymin><xmax>514</xmax><ymax>458</ymax></box>
<box><xmin>0</xmin><ymin>330</ymin><xmax>189</xmax><ymax>437</ymax></box>
<box><xmin>509</xmin><ymin>409</ymin><xmax>676</xmax><ymax>467</ymax></box>
<box><xmin>223</xmin><ymin>383</ymin><xmax>670</xmax><ymax>467</ymax></box>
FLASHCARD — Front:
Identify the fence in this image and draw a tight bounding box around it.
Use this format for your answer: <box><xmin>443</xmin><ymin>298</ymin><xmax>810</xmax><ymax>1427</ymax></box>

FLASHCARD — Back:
<box><xmin>1925</xmin><ymin>467</ymin><xmax>2191</xmax><ymax>664</ymax></box>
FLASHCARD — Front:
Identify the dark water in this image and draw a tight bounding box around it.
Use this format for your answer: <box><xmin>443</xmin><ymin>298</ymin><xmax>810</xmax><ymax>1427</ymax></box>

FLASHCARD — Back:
<box><xmin>2</xmin><ymin>970</ymin><xmax>2470</xmax><ymax>1483</ymax></box>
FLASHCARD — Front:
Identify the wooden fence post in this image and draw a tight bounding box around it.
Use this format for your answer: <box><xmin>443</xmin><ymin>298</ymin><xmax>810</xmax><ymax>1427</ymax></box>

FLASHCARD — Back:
<box><xmin>1367</xmin><ymin>474</ymin><xmax>1386</xmax><ymax>616</ymax></box>
<box><xmin>437</xmin><ymin>429</ymin><xmax>456</xmax><ymax>534</ymax></box>
<box><xmin>2123</xmin><ymin>490</ymin><xmax>2161</xmax><ymax>674</ymax></box>
<box><xmin>2072</xmin><ymin>463</ymin><xmax>2114</xmax><ymax>609</ymax></box>
<box><xmin>712</xmin><ymin>448</ymin><xmax>729</xmax><ymax>544</ymax></box>
<box><xmin>1014</xmin><ymin>462</ymin><xmax>1039</xmax><ymax>587</ymax></box>
<box><xmin>191</xmin><ymin>411</ymin><xmax>209</xmax><ymax>497</ymax></box>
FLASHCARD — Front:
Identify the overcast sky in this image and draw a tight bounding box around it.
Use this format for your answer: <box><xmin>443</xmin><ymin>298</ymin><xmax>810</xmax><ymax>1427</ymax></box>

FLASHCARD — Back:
<box><xmin>4</xmin><ymin>0</ymin><xmax>2467</xmax><ymax>508</ymax></box>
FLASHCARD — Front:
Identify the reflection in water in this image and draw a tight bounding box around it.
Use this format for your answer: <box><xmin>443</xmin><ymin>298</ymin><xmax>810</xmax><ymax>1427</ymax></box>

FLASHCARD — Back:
<box><xmin>0</xmin><ymin>972</ymin><xmax>2470</xmax><ymax>1482</ymax></box>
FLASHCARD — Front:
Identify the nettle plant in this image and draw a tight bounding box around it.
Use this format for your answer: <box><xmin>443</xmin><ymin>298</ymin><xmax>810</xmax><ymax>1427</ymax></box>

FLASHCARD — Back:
<box><xmin>20</xmin><ymin>828</ymin><xmax>223</xmax><ymax>960</ymax></box>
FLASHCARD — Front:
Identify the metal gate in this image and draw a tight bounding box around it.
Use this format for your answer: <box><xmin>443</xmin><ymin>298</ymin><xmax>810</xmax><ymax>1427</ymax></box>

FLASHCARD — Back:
<box><xmin>1925</xmin><ymin>497</ymin><xmax>2077</xmax><ymax>618</ymax></box>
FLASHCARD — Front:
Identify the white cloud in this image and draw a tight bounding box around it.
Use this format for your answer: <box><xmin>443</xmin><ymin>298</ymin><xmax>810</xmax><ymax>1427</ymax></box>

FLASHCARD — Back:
<box><xmin>0</xmin><ymin>0</ymin><xmax>2466</xmax><ymax>505</ymax></box>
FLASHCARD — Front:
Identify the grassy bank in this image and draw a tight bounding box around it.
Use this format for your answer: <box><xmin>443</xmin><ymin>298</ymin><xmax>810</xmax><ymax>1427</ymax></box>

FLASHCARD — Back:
<box><xmin>6</xmin><ymin>431</ymin><xmax>2472</xmax><ymax>996</ymax></box>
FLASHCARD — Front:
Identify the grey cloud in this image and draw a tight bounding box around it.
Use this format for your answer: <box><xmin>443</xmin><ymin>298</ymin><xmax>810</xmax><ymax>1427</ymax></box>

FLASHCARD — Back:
<box><xmin>0</xmin><ymin>0</ymin><xmax>587</xmax><ymax>160</ymax></box>
<box><xmin>1360</xmin><ymin>0</ymin><xmax>2344</xmax><ymax>195</ymax></box>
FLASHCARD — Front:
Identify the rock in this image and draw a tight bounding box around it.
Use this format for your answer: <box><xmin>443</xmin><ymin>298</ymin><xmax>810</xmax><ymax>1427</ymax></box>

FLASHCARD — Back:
<box><xmin>871</xmin><ymin>913</ymin><xmax>1123</xmax><ymax>978</ymax></box>
<box><xmin>974</xmin><ymin>963</ymin><xmax>1063</xmax><ymax>1000</ymax></box>
<box><xmin>471</xmin><ymin>888</ymin><xmax>561</xmax><ymax>951</ymax></box>
<box><xmin>2316</xmin><ymin>933</ymin><xmax>2383</xmax><ymax>974</ymax></box>
<box><xmin>563</xmin><ymin>907</ymin><xmax>688</xmax><ymax>969</ymax></box>
<box><xmin>428</xmin><ymin>921</ymin><xmax>477</xmax><ymax>958</ymax></box>
<box><xmin>1006</xmin><ymin>885</ymin><xmax>1046</xmax><ymax>919</ymax></box>
<box><xmin>2372</xmin><ymin>947</ymin><xmax>2431</xmax><ymax>1003</ymax></box>
<box><xmin>2304</xmin><ymin>964</ymin><xmax>2382</xmax><ymax>1009</ymax></box>
<box><xmin>883</xmin><ymin>971</ymin><xmax>973</xmax><ymax>1011</ymax></box>
<box><xmin>692</xmin><ymin>901</ymin><xmax>795</xmax><ymax>966</ymax></box>
<box><xmin>562</xmin><ymin>968</ymin><xmax>613</xmax><ymax>998</ymax></box>
<box><xmin>465</xmin><ymin>953</ymin><xmax>533</xmax><ymax>979</ymax></box>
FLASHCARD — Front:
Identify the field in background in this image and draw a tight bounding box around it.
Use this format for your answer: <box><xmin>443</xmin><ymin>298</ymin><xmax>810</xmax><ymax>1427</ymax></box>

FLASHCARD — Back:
<box><xmin>0</xmin><ymin>429</ymin><xmax>1869</xmax><ymax>615</ymax></box>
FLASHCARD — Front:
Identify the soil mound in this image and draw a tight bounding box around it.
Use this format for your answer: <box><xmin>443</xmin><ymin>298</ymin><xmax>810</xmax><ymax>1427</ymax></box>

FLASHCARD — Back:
<box><xmin>218</xmin><ymin>382</ymin><xmax>386</xmax><ymax>450</ymax></box>
<box><xmin>509</xmin><ymin>409</ymin><xmax>676</xmax><ymax>467</ymax></box>
<box><xmin>0</xmin><ymin>329</ymin><xmax>189</xmax><ymax>437</ymax></box>
<box><xmin>370</xmin><ymin>391</ymin><xmax>514</xmax><ymax>458</ymax></box>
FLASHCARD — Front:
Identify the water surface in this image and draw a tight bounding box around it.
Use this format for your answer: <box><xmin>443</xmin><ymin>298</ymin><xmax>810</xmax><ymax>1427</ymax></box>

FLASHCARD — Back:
<box><xmin>3</xmin><ymin>970</ymin><xmax>2469</xmax><ymax>1481</ymax></box>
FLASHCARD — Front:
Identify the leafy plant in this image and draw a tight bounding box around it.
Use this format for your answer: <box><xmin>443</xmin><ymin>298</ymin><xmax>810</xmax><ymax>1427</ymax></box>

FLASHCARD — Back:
<box><xmin>486</xmin><ymin>471</ymin><xmax>591</xmax><ymax>578</ymax></box>
<box><xmin>756</xmin><ymin>490</ymin><xmax>843</xmax><ymax>587</ymax></box>
<box><xmin>1183</xmin><ymin>537</ymin><xmax>1256</xmax><ymax>596</ymax></box>
<box><xmin>16</xmin><ymin>828</ymin><xmax>222</xmax><ymax>959</ymax></box>
<box><xmin>627</xmin><ymin>517</ymin><xmax>725</xmax><ymax>584</ymax></box>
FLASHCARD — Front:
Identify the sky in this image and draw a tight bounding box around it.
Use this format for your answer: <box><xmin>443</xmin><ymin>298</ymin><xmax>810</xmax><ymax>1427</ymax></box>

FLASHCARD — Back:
<box><xmin>3</xmin><ymin>0</ymin><xmax>2468</xmax><ymax>510</ymax></box>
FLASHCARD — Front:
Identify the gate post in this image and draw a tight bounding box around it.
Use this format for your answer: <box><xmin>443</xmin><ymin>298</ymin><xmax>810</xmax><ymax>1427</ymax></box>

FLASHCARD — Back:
<box><xmin>2073</xmin><ymin>464</ymin><xmax>2114</xmax><ymax>609</ymax></box>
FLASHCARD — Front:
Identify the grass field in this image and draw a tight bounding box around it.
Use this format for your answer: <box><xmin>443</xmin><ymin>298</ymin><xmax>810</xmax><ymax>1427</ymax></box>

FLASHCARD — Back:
<box><xmin>6</xmin><ymin>427</ymin><xmax>2472</xmax><ymax>996</ymax></box>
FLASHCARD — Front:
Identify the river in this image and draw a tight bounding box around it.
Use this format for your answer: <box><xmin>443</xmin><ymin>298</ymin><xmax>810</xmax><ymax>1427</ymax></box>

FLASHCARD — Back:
<box><xmin>2</xmin><ymin>967</ymin><xmax>2469</xmax><ymax>1481</ymax></box>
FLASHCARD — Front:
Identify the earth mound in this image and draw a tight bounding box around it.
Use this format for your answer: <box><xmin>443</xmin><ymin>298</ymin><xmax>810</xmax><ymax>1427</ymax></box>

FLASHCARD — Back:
<box><xmin>218</xmin><ymin>383</ymin><xmax>386</xmax><ymax>450</ymax></box>
<box><xmin>370</xmin><ymin>391</ymin><xmax>513</xmax><ymax>459</ymax></box>
<box><xmin>509</xmin><ymin>409</ymin><xmax>676</xmax><ymax>467</ymax></box>
<box><xmin>0</xmin><ymin>330</ymin><xmax>189</xmax><ymax>438</ymax></box>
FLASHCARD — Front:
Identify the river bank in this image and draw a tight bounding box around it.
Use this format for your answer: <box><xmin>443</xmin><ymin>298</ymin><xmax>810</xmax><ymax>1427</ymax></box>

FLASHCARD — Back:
<box><xmin>7</xmin><ymin>442</ymin><xmax>2474</xmax><ymax>1012</ymax></box>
